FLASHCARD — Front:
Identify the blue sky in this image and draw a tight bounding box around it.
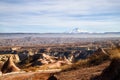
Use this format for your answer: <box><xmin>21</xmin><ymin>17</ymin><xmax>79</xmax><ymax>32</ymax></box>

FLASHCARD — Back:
<box><xmin>0</xmin><ymin>0</ymin><xmax>120</xmax><ymax>33</ymax></box>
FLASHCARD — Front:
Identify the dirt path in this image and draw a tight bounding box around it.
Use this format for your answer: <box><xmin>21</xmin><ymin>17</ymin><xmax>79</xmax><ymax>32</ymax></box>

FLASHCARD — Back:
<box><xmin>0</xmin><ymin>72</ymin><xmax>50</xmax><ymax>80</ymax></box>
<box><xmin>0</xmin><ymin>69</ymin><xmax>61</xmax><ymax>80</ymax></box>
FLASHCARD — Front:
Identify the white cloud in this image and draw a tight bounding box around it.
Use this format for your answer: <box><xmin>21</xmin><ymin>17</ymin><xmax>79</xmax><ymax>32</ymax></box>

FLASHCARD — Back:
<box><xmin>0</xmin><ymin>0</ymin><xmax>120</xmax><ymax>32</ymax></box>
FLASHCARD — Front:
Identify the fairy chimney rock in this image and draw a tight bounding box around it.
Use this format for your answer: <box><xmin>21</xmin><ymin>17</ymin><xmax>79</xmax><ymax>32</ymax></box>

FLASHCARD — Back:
<box><xmin>1</xmin><ymin>56</ymin><xmax>20</xmax><ymax>73</ymax></box>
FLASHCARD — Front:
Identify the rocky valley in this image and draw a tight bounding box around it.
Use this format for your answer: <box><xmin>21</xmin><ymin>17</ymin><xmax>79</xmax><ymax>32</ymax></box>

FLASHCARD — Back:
<box><xmin>0</xmin><ymin>33</ymin><xmax>120</xmax><ymax>80</ymax></box>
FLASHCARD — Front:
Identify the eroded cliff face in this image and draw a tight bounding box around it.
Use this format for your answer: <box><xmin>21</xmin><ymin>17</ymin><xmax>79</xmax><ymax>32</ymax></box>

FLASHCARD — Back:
<box><xmin>0</xmin><ymin>46</ymin><xmax>94</xmax><ymax>61</ymax></box>
<box><xmin>0</xmin><ymin>46</ymin><xmax>103</xmax><ymax>67</ymax></box>
<box><xmin>1</xmin><ymin>56</ymin><xmax>20</xmax><ymax>73</ymax></box>
<box><xmin>0</xmin><ymin>43</ymin><xmax>114</xmax><ymax>74</ymax></box>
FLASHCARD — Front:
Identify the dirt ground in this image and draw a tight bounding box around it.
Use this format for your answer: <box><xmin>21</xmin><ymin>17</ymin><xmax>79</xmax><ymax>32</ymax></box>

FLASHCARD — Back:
<box><xmin>56</xmin><ymin>61</ymin><xmax>110</xmax><ymax>80</ymax></box>
<box><xmin>0</xmin><ymin>61</ymin><xmax>110</xmax><ymax>80</ymax></box>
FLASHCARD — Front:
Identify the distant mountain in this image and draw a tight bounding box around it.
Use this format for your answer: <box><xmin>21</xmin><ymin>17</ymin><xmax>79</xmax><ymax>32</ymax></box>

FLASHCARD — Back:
<box><xmin>104</xmin><ymin>32</ymin><xmax>120</xmax><ymax>34</ymax></box>
<box><xmin>68</xmin><ymin>28</ymin><xmax>120</xmax><ymax>34</ymax></box>
<box><xmin>70</xmin><ymin>28</ymin><xmax>89</xmax><ymax>33</ymax></box>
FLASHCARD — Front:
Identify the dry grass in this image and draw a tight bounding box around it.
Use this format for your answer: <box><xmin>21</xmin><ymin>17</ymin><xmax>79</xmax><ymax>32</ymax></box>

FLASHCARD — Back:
<box><xmin>108</xmin><ymin>48</ymin><xmax>120</xmax><ymax>59</ymax></box>
<box><xmin>23</xmin><ymin>66</ymin><xmax>41</xmax><ymax>72</ymax></box>
<box><xmin>61</xmin><ymin>59</ymin><xmax>88</xmax><ymax>71</ymax></box>
<box><xmin>61</xmin><ymin>56</ymin><xmax>109</xmax><ymax>72</ymax></box>
<box><xmin>88</xmin><ymin>53</ymin><xmax>110</xmax><ymax>66</ymax></box>
<box><xmin>57</xmin><ymin>61</ymin><xmax>110</xmax><ymax>80</ymax></box>
<box><xmin>59</xmin><ymin>48</ymin><xmax>120</xmax><ymax>80</ymax></box>
<box><xmin>61</xmin><ymin>53</ymin><xmax>110</xmax><ymax>72</ymax></box>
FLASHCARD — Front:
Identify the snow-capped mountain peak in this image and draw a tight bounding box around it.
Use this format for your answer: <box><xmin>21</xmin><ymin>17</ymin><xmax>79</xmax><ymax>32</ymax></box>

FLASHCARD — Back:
<box><xmin>70</xmin><ymin>28</ymin><xmax>88</xmax><ymax>33</ymax></box>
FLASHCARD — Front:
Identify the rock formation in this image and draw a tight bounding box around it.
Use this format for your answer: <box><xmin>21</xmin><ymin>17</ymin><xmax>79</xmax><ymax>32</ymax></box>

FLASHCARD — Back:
<box><xmin>100</xmin><ymin>58</ymin><xmax>120</xmax><ymax>80</ymax></box>
<box><xmin>47</xmin><ymin>74</ymin><xmax>57</xmax><ymax>80</ymax></box>
<box><xmin>63</xmin><ymin>56</ymin><xmax>72</xmax><ymax>64</ymax></box>
<box><xmin>92</xmin><ymin>58</ymin><xmax>120</xmax><ymax>80</ymax></box>
<box><xmin>0</xmin><ymin>54</ymin><xmax>20</xmax><ymax>63</ymax></box>
<box><xmin>94</xmin><ymin>48</ymin><xmax>107</xmax><ymax>55</ymax></box>
<box><xmin>31</xmin><ymin>53</ymin><xmax>57</xmax><ymax>66</ymax></box>
<box><xmin>1</xmin><ymin>56</ymin><xmax>20</xmax><ymax>73</ymax></box>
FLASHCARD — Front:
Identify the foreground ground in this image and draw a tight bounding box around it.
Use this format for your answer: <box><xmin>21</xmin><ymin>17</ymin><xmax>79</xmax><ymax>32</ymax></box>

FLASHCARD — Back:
<box><xmin>0</xmin><ymin>61</ymin><xmax>110</xmax><ymax>80</ymax></box>
<box><xmin>57</xmin><ymin>61</ymin><xmax>110</xmax><ymax>80</ymax></box>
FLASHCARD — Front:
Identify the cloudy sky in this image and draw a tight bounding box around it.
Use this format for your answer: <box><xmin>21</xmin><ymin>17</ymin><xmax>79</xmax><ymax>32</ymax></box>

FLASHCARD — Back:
<box><xmin>0</xmin><ymin>0</ymin><xmax>120</xmax><ymax>33</ymax></box>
